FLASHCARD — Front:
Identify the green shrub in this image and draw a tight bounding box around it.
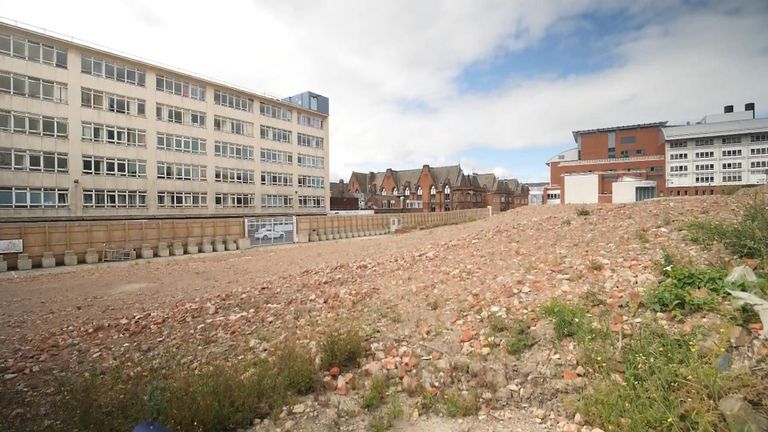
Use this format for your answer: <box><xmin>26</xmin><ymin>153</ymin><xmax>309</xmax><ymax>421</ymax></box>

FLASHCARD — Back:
<box><xmin>686</xmin><ymin>198</ymin><xmax>768</xmax><ymax>263</ymax></box>
<box><xmin>504</xmin><ymin>319</ymin><xmax>536</xmax><ymax>356</ymax></box>
<box><xmin>320</xmin><ymin>329</ymin><xmax>366</xmax><ymax>370</ymax></box>
<box><xmin>442</xmin><ymin>391</ymin><xmax>477</xmax><ymax>418</ymax></box>
<box><xmin>588</xmin><ymin>258</ymin><xmax>604</xmax><ymax>271</ymax></box>
<box><xmin>644</xmin><ymin>265</ymin><xmax>727</xmax><ymax>314</ymax></box>
<box><xmin>576</xmin><ymin>208</ymin><xmax>591</xmax><ymax>217</ymax></box>
<box><xmin>541</xmin><ymin>300</ymin><xmax>588</xmax><ymax>340</ymax></box>
<box><xmin>362</xmin><ymin>376</ymin><xmax>389</xmax><ymax>411</ymax></box>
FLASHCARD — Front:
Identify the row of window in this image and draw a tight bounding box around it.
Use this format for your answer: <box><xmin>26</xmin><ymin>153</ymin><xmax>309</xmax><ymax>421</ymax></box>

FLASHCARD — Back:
<box><xmin>297</xmin><ymin>113</ymin><xmax>323</xmax><ymax>130</ymax></box>
<box><xmin>0</xmin><ymin>187</ymin><xmax>68</xmax><ymax>208</ymax></box>
<box><xmin>156</xmin><ymin>103</ymin><xmax>206</xmax><ymax>127</ymax></box>
<box><xmin>0</xmin><ymin>148</ymin><xmax>68</xmax><ymax>172</ymax></box>
<box><xmin>157</xmin><ymin>191</ymin><xmax>207</xmax><ymax>208</ymax></box>
<box><xmin>670</xmin><ymin>147</ymin><xmax>768</xmax><ymax>160</ymax></box>
<box><xmin>0</xmin><ymin>110</ymin><xmax>68</xmax><ymax>137</ymax></box>
<box><xmin>672</xmin><ymin>160</ymin><xmax>768</xmax><ymax>171</ymax></box>
<box><xmin>671</xmin><ymin>134</ymin><xmax>768</xmax><ymax>148</ymax></box>
<box><xmin>82</xmin><ymin>189</ymin><xmax>147</xmax><ymax>208</ymax></box>
<box><xmin>297</xmin><ymin>153</ymin><xmax>324</xmax><ymax>169</ymax></box>
<box><xmin>260</xmin><ymin>102</ymin><xmax>291</xmax><ymax>121</ymax></box>
<box><xmin>297</xmin><ymin>175</ymin><xmax>324</xmax><ymax>188</ymax></box>
<box><xmin>693</xmin><ymin>174</ymin><xmax>748</xmax><ymax>184</ymax></box>
<box><xmin>156</xmin><ymin>133</ymin><xmax>206</xmax><ymax>154</ymax></box>
<box><xmin>82</xmin><ymin>155</ymin><xmax>147</xmax><ymax>177</ymax></box>
<box><xmin>297</xmin><ymin>133</ymin><xmax>323</xmax><ymax>149</ymax></box>
<box><xmin>261</xmin><ymin>171</ymin><xmax>293</xmax><ymax>187</ymax></box>
<box><xmin>297</xmin><ymin>196</ymin><xmax>323</xmax><ymax>208</ymax></box>
<box><xmin>81</xmin><ymin>88</ymin><xmax>145</xmax><ymax>116</ymax></box>
<box><xmin>81</xmin><ymin>55</ymin><xmax>146</xmax><ymax>86</ymax></box>
<box><xmin>260</xmin><ymin>125</ymin><xmax>292</xmax><ymax>143</ymax></box>
<box><xmin>261</xmin><ymin>148</ymin><xmax>292</xmax><ymax>165</ymax></box>
<box><xmin>0</xmin><ymin>70</ymin><xmax>67</xmax><ymax>103</ymax></box>
<box><xmin>214</xmin><ymin>167</ymin><xmax>255</xmax><ymax>184</ymax></box>
<box><xmin>0</xmin><ymin>33</ymin><xmax>67</xmax><ymax>68</ymax></box>
<box><xmin>156</xmin><ymin>74</ymin><xmax>205</xmax><ymax>101</ymax></box>
<box><xmin>214</xmin><ymin>89</ymin><xmax>252</xmax><ymax>112</ymax></box>
<box><xmin>82</xmin><ymin>122</ymin><xmax>146</xmax><ymax>146</ymax></box>
<box><xmin>214</xmin><ymin>115</ymin><xmax>253</xmax><ymax>136</ymax></box>
<box><xmin>156</xmin><ymin>162</ymin><xmax>207</xmax><ymax>181</ymax></box>
<box><xmin>215</xmin><ymin>141</ymin><xmax>254</xmax><ymax>160</ymax></box>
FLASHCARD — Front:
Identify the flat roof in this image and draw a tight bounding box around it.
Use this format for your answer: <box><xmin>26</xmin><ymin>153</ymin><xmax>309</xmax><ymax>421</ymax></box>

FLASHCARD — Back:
<box><xmin>0</xmin><ymin>17</ymin><xmax>328</xmax><ymax>116</ymax></box>
<box><xmin>572</xmin><ymin>121</ymin><xmax>667</xmax><ymax>142</ymax></box>
<box><xmin>663</xmin><ymin>117</ymin><xmax>768</xmax><ymax>140</ymax></box>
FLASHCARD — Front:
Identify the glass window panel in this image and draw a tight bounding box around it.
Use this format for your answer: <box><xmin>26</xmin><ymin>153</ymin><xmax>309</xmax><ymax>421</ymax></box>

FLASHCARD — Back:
<box><xmin>27</xmin><ymin>43</ymin><xmax>41</xmax><ymax>61</ymax></box>
<box><xmin>14</xmin><ymin>190</ymin><xmax>27</xmax><ymax>205</ymax></box>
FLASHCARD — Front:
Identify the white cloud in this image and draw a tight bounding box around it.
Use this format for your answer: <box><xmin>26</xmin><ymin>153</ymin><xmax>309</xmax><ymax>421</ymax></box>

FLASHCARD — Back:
<box><xmin>2</xmin><ymin>0</ymin><xmax>766</xmax><ymax>181</ymax></box>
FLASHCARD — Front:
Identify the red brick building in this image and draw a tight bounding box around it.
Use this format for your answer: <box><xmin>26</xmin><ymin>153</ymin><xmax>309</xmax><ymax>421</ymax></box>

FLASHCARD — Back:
<box><xmin>347</xmin><ymin>164</ymin><xmax>528</xmax><ymax>213</ymax></box>
<box><xmin>329</xmin><ymin>180</ymin><xmax>360</xmax><ymax>211</ymax></box>
<box><xmin>545</xmin><ymin>122</ymin><xmax>667</xmax><ymax>204</ymax></box>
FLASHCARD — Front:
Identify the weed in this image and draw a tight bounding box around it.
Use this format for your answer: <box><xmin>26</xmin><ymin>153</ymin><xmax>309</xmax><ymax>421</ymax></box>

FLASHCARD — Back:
<box><xmin>644</xmin><ymin>265</ymin><xmax>727</xmax><ymax>314</ymax></box>
<box><xmin>427</xmin><ymin>298</ymin><xmax>440</xmax><ymax>311</ymax></box>
<box><xmin>541</xmin><ymin>300</ymin><xmax>588</xmax><ymax>340</ymax></box>
<box><xmin>443</xmin><ymin>391</ymin><xmax>477</xmax><ymax>418</ymax></box>
<box><xmin>386</xmin><ymin>394</ymin><xmax>403</xmax><ymax>422</ymax></box>
<box><xmin>660</xmin><ymin>213</ymin><xmax>673</xmax><ymax>226</ymax></box>
<box><xmin>583</xmin><ymin>288</ymin><xmax>607</xmax><ymax>307</ymax></box>
<box><xmin>368</xmin><ymin>415</ymin><xmax>389</xmax><ymax>432</ymax></box>
<box><xmin>636</xmin><ymin>229</ymin><xmax>649</xmax><ymax>244</ymax></box>
<box><xmin>504</xmin><ymin>319</ymin><xmax>536</xmax><ymax>356</ymax></box>
<box><xmin>486</xmin><ymin>314</ymin><xmax>511</xmax><ymax>334</ymax></box>
<box><xmin>362</xmin><ymin>376</ymin><xmax>389</xmax><ymax>411</ymax></box>
<box><xmin>576</xmin><ymin>208</ymin><xmax>591</xmax><ymax>217</ymax></box>
<box><xmin>656</xmin><ymin>249</ymin><xmax>677</xmax><ymax>277</ymax></box>
<box><xmin>417</xmin><ymin>390</ymin><xmax>439</xmax><ymax>413</ymax></box>
<box><xmin>562</xmin><ymin>218</ymin><xmax>572</xmax><ymax>226</ymax></box>
<box><xmin>320</xmin><ymin>329</ymin><xmax>366</xmax><ymax>370</ymax></box>
<box><xmin>391</xmin><ymin>310</ymin><xmax>403</xmax><ymax>324</ymax></box>
<box><xmin>588</xmin><ymin>258</ymin><xmax>604</xmax><ymax>272</ymax></box>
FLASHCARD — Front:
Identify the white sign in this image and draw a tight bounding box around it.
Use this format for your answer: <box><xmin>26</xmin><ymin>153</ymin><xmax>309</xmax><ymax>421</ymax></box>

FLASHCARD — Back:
<box><xmin>0</xmin><ymin>239</ymin><xmax>23</xmax><ymax>254</ymax></box>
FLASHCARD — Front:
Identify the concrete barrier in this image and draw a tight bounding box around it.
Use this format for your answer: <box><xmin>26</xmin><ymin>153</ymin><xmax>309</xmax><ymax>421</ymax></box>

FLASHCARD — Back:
<box><xmin>42</xmin><ymin>251</ymin><xmax>56</xmax><ymax>268</ymax></box>
<box><xmin>171</xmin><ymin>241</ymin><xmax>184</xmax><ymax>256</ymax></box>
<box><xmin>85</xmin><ymin>248</ymin><xmax>99</xmax><ymax>264</ymax></box>
<box><xmin>17</xmin><ymin>253</ymin><xmax>32</xmax><ymax>270</ymax></box>
<box><xmin>214</xmin><ymin>237</ymin><xmax>226</xmax><ymax>252</ymax></box>
<box><xmin>0</xmin><ymin>256</ymin><xmax>7</xmax><ymax>272</ymax></box>
<box><xmin>157</xmin><ymin>242</ymin><xmax>170</xmax><ymax>257</ymax></box>
<box><xmin>237</xmin><ymin>238</ymin><xmax>250</xmax><ymax>250</ymax></box>
<box><xmin>201</xmin><ymin>237</ymin><xmax>213</xmax><ymax>253</ymax></box>
<box><xmin>186</xmin><ymin>238</ymin><xmax>198</xmax><ymax>254</ymax></box>
<box><xmin>226</xmin><ymin>238</ymin><xmax>237</xmax><ymax>251</ymax></box>
<box><xmin>64</xmin><ymin>250</ymin><xmax>78</xmax><ymax>266</ymax></box>
<box><xmin>141</xmin><ymin>244</ymin><xmax>154</xmax><ymax>259</ymax></box>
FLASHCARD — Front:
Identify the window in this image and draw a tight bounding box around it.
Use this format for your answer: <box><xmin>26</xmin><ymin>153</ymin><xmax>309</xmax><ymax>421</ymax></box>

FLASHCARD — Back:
<box><xmin>261</xmin><ymin>148</ymin><xmax>293</xmax><ymax>165</ymax></box>
<box><xmin>694</xmin><ymin>164</ymin><xmax>714</xmax><ymax>171</ymax></box>
<box><xmin>261</xmin><ymin>171</ymin><xmax>293</xmax><ymax>187</ymax></box>
<box><xmin>155</xmin><ymin>75</ymin><xmax>205</xmax><ymax>101</ymax></box>
<box><xmin>81</xmin><ymin>122</ymin><xmax>145</xmax><ymax>147</ymax></box>
<box><xmin>0</xmin><ymin>147</ymin><xmax>68</xmax><ymax>172</ymax></box>
<box><xmin>0</xmin><ymin>187</ymin><xmax>68</xmax><ymax>208</ymax></box>
<box><xmin>81</xmin><ymin>55</ymin><xmax>144</xmax><ymax>86</ymax></box>
<box><xmin>260</xmin><ymin>194</ymin><xmax>292</xmax><ymax>208</ymax></box>
<box><xmin>215</xmin><ymin>193</ymin><xmax>256</xmax><ymax>208</ymax></box>
<box><xmin>298</xmin><ymin>175</ymin><xmax>324</xmax><ymax>188</ymax></box>
<box><xmin>297</xmin><ymin>153</ymin><xmax>324</xmax><ymax>169</ymax></box>
<box><xmin>547</xmin><ymin>192</ymin><xmax>560</xmax><ymax>200</ymax></box>
<box><xmin>694</xmin><ymin>174</ymin><xmax>714</xmax><ymax>184</ymax></box>
<box><xmin>259</xmin><ymin>102</ymin><xmax>291</xmax><ymax>121</ymax></box>
<box><xmin>669</xmin><ymin>153</ymin><xmax>689</xmax><ymax>160</ymax></box>
<box><xmin>669</xmin><ymin>165</ymin><xmax>688</xmax><ymax>173</ymax></box>
<box><xmin>0</xmin><ymin>71</ymin><xmax>67</xmax><ymax>103</ymax></box>
<box><xmin>0</xmin><ymin>33</ymin><xmax>67</xmax><ymax>68</ymax></box>
<box><xmin>669</xmin><ymin>141</ymin><xmax>687</xmax><ymax>148</ymax></box>
<box><xmin>81</xmin><ymin>88</ymin><xmax>145</xmax><ymax>116</ymax></box>
<box><xmin>82</xmin><ymin>189</ymin><xmax>147</xmax><ymax>208</ymax></box>
<box><xmin>722</xmin><ymin>136</ymin><xmax>742</xmax><ymax>145</ymax></box>
<box><xmin>607</xmin><ymin>148</ymin><xmax>616</xmax><ymax>159</ymax></box>
<box><xmin>215</xmin><ymin>167</ymin><xmax>255</xmax><ymax>184</ymax></box>
<box><xmin>380</xmin><ymin>187</ymin><xmax>387</xmax><ymax>196</ymax></box>
<box><xmin>260</xmin><ymin>125</ymin><xmax>292</xmax><ymax>143</ymax></box>
<box><xmin>750</xmin><ymin>160</ymin><xmax>768</xmax><ymax>169</ymax></box>
<box><xmin>722</xmin><ymin>149</ymin><xmax>742</xmax><ymax>157</ymax></box>
<box><xmin>213</xmin><ymin>115</ymin><xmax>253</xmax><ymax>136</ymax></box>
<box><xmin>751</xmin><ymin>147</ymin><xmax>768</xmax><ymax>156</ymax></box>
<box><xmin>157</xmin><ymin>191</ymin><xmax>207</xmax><ymax>208</ymax></box>
<box><xmin>417</xmin><ymin>186</ymin><xmax>423</xmax><ymax>199</ymax></box>
<box><xmin>214</xmin><ymin>141</ymin><xmax>254</xmax><ymax>160</ymax></box>
<box><xmin>620</xmin><ymin>136</ymin><xmax>636</xmax><ymax>145</ymax></box>
<box><xmin>620</xmin><ymin>150</ymin><xmax>630</xmax><ymax>157</ymax></box>
<box><xmin>156</xmin><ymin>103</ymin><xmax>205</xmax><ymax>127</ymax></box>
<box><xmin>444</xmin><ymin>185</ymin><xmax>451</xmax><ymax>200</ymax></box>
<box><xmin>214</xmin><ymin>89</ymin><xmax>252</xmax><ymax>112</ymax></box>
<box><xmin>297</xmin><ymin>133</ymin><xmax>323</xmax><ymax>149</ymax></box>
<box><xmin>635</xmin><ymin>149</ymin><xmax>644</xmax><ymax>155</ymax></box>
<box><xmin>156</xmin><ymin>133</ymin><xmax>206</xmax><ymax>154</ymax></box>
<box><xmin>430</xmin><ymin>185</ymin><xmax>436</xmax><ymax>196</ymax></box>
<box><xmin>722</xmin><ymin>174</ymin><xmax>742</xmax><ymax>183</ymax></box>
<box><xmin>405</xmin><ymin>200</ymin><xmax>422</xmax><ymax>209</ymax></box>
<box><xmin>721</xmin><ymin>162</ymin><xmax>742</xmax><ymax>170</ymax></box>
<box><xmin>297</xmin><ymin>113</ymin><xmax>323</xmax><ymax>129</ymax></box>
<box><xmin>694</xmin><ymin>138</ymin><xmax>714</xmax><ymax>147</ymax></box>
<box><xmin>750</xmin><ymin>134</ymin><xmax>768</xmax><ymax>143</ymax></box>
<box><xmin>0</xmin><ymin>110</ymin><xmax>67</xmax><ymax>137</ymax></box>
<box><xmin>156</xmin><ymin>162</ymin><xmax>207</xmax><ymax>181</ymax></box>
<box><xmin>298</xmin><ymin>195</ymin><xmax>324</xmax><ymax>209</ymax></box>
<box><xmin>694</xmin><ymin>151</ymin><xmax>714</xmax><ymax>159</ymax></box>
<box><xmin>82</xmin><ymin>155</ymin><xmax>146</xmax><ymax>177</ymax></box>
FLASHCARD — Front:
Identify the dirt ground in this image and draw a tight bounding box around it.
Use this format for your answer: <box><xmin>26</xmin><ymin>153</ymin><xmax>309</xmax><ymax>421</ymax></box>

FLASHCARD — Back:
<box><xmin>0</xmin><ymin>195</ymin><xmax>746</xmax><ymax>431</ymax></box>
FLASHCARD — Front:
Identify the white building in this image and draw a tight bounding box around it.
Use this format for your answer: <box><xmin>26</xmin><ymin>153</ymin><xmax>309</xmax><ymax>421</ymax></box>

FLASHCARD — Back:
<box><xmin>663</xmin><ymin>104</ymin><xmax>768</xmax><ymax>196</ymax></box>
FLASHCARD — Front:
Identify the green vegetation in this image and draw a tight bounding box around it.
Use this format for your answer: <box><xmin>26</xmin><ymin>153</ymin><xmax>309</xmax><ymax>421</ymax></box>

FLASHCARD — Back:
<box><xmin>319</xmin><ymin>329</ymin><xmax>366</xmax><ymax>370</ymax></box>
<box><xmin>442</xmin><ymin>391</ymin><xmax>478</xmax><ymax>418</ymax></box>
<box><xmin>588</xmin><ymin>258</ymin><xmax>604</xmax><ymax>272</ymax></box>
<box><xmin>576</xmin><ymin>208</ymin><xmax>591</xmax><ymax>217</ymax></box>
<box><xmin>686</xmin><ymin>197</ymin><xmax>768</xmax><ymax>266</ymax></box>
<box><xmin>51</xmin><ymin>345</ymin><xmax>317</xmax><ymax>432</ymax></box>
<box><xmin>362</xmin><ymin>376</ymin><xmax>389</xmax><ymax>411</ymax></box>
<box><xmin>503</xmin><ymin>319</ymin><xmax>536</xmax><ymax>356</ymax></box>
<box><xmin>636</xmin><ymin>229</ymin><xmax>650</xmax><ymax>244</ymax></box>
<box><xmin>644</xmin><ymin>265</ymin><xmax>728</xmax><ymax>314</ymax></box>
<box><xmin>541</xmin><ymin>300</ymin><xmax>588</xmax><ymax>340</ymax></box>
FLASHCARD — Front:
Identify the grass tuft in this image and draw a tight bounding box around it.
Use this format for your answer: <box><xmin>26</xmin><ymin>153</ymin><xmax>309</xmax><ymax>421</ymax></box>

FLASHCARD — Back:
<box><xmin>541</xmin><ymin>300</ymin><xmax>588</xmax><ymax>340</ymax></box>
<box><xmin>320</xmin><ymin>329</ymin><xmax>366</xmax><ymax>370</ymax></box>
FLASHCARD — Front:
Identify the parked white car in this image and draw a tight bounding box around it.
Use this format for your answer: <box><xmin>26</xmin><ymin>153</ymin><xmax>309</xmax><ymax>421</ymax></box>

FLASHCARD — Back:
<box><xmin>255</xmin><ymin>227</ymin><xmax>286</xmax><ymax>240</ymax></box>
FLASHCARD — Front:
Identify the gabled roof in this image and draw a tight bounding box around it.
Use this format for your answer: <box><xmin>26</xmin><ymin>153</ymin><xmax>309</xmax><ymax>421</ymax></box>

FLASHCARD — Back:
<box><xmin>329</xmin><ymin>182</ymin><xmax>354</xmax><ymax>198</ymax></box>
<box><xmin>430</xmin><ymin>165</ymin><xmax>463</xmax><ymax>187</ymax></box>
<box><xmin>350</xmin><ymin>172</ymin><xmax>369</xmax><ymax>193</ymax></box>
<box><xmin>475</xmin><ymin>173</ymin><xmax>498</xmax><ymax>191</ymax></box>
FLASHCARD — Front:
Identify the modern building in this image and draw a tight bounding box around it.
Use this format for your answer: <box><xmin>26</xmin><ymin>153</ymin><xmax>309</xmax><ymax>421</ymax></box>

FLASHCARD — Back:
<box><xmin>0</xmin><ymin>21</ymin><xmax>330</xmax><ymax>221</ymax></box>
<box><xmin>663</xmin><ymin>103</ymin><xmax>768</xmax><ymax>196</ymax></box>
<box><xmin>524</xmin><ymin>182</ymin><xmax>547</xmax><ymax>205</ymax></box>
<box><xmin>346</xmin><ymin>164</ymin><xmax>527</xmax><ymax>213</ymax></box>
<box><xmin>545</xmin><ymin>122</ymin><xmax>667</xmax><ymax>204</ymax></box>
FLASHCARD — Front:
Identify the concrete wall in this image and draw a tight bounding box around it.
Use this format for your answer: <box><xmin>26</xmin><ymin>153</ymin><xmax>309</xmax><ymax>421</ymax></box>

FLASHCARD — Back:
<box><xmin>613</xmin><ymin>180</ymin><xmax>656</xmax><ymax>203</ymax></box>
<box><xmin>564</xmin><ymin>174</ymin><xmax>599</xmax><ymax>204</ymax></box>
<box><xmin>0</xmin><ymin>217</ymin><xmax>244</xmax><ymax>268</ymax></box>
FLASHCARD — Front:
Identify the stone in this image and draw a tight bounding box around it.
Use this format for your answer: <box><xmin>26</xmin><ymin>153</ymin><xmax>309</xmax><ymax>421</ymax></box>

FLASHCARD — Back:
<box><xmin>725</xmin><ymin>265</ymin><xmax>757</xmax><ymax>284</ymax></box>
<box><xmin>459</xmin><ymin>328</ymin><xmax>476</xmax><ymax>342</ymax></box>
<box><xmin>729</xmin><ymin>326</ymin><xmax>752</xmax><ymax>348</ymax></box>
<box><xmin>292</xmin><ymin>403</ymin><xmax>306</xmax><ymax>414</ymax></box>
<box><xmin>563</xmin><ymin>370</ymin><xmax>578</xmax><ymax>380</ymax></box>
<box><xmin>719</xmin><ymin>394</ymin><xmax>768</xmax><ymax>432</ymax></box>
<box><xmin>85</xmin><ymin>248</ymin><xmax>99</xmax><ymax>264</ymax></box>
<box><xmin>16</xmin><ymin>253</ymin><xmax>32</xmax><ymax>270</ymax></box>
<box><xmin>323</xmin><ymin>376</ymin><xmax>337</xmax><ymax>391</ymax></box>
<box><xmin>283</xmin><ymin>420</ymin><xmax>295</xmax><ymax>430</ymax></box>
<box><xmin>574</xmin><ymin>413</ymin><xmax>585</xmax><ymax>425</ymax></box>
<box><xmin>329</xmin><ymin>367</ymin><xmax>340</xmax><ymax>378</ymax></box>
<box><xmin>63</xmin><ymin>250</ymin><xmax>78</xmax><ymax>266</ymax></box>
<box><xmin>41</xmin><ymin>252</ymin><xmax>56</xmax><ymax>268</ymax></box>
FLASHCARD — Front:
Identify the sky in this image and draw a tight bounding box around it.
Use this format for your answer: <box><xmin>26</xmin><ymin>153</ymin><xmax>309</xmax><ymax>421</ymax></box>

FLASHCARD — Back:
<box><xmin>2</xmin><ymin>0</ymin><xmax>767</xmax><ymax>183</ymax></box>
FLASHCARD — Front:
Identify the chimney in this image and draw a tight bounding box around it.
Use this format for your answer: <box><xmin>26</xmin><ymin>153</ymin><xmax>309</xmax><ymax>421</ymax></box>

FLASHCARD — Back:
<box><xmin>724</xmin><ymin>105</ymin><xmax>734</xmax><ymax>113</ymax></box>
<box><xmin>746</xmin><ymin>102</ymin><xmax>755</xmax><ymax>118</ymax></box>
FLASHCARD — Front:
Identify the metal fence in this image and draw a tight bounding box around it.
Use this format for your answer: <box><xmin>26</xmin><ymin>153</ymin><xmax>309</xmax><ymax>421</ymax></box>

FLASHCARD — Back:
<box><xmin>245</xmin><ymin>216</ymin><xmax>295</xmax><ymax>247</ymax></box>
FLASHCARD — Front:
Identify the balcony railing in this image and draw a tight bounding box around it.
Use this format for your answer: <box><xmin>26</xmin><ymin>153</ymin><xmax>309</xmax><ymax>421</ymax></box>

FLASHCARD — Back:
<box><xmin>558</xmin><ymin>155</ymin><xmax>665</xmax><ymax>167</ymax></box>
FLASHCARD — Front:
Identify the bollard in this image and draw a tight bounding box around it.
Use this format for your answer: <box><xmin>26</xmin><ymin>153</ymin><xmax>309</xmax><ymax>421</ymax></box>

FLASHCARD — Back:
<box><xmin>141</xmin><ymin>244</ymin><xmax>154</xmax><ymax>259</ymax></box>
<box><xmin>157</xmin><ymin>242</ymin><xmax>170</xmax><ymax>257</ymax></box>
<box><xmin>85</xmin><ymin>248</ymin><xmax>99</xmax><ymax>264</ymax></box>
<box><xmin>186</xmin><ymin>238</ymin><xmax>199</xmax><ymax>254</ymax></box>
<box><xmin>171</xmin><ymin>241</ymin><xmax>184</xmax><ymax>256</ymax></box>
<box><xmin>42</xmin><ymin>252</ymin><xmax>56</xmax><ymax>268</ymax></box>
<box><xmin>201</xmin><ymin>238</ymin><xmax>213</xmax><ymax>253</ymax></box>
<box><xmin>17</xmin><ymin>253</ymin><xmax>32</xmax><ymax>270</ymax></box>
<box><xmin>64</xmin><ymin>250</ymin><xmax>78</xmax><ymax>266</ymax></box>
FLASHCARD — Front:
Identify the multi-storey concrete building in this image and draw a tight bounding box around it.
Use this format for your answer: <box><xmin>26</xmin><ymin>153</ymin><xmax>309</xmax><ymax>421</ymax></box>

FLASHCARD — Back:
<box><xmin>0</xmin><ymin>22</ymin><xmax>329</xmax><ymax>221</ymax></box>
<box><xmin>545</xmin><ymin>122</ymin><xmax>667</xmax><ymax>204</ymax></box>
<box><xmin>663</xmin><ymin>104</ymin><xmax>768</xmax><ymax>196</ymax></box>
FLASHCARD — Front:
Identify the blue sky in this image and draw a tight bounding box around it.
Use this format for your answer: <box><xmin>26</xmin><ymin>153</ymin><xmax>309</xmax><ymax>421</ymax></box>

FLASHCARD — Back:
<box><xmin>2</xmin><ymin>0</ymin><xmax>766</xmax><ymax>183</ymax></box>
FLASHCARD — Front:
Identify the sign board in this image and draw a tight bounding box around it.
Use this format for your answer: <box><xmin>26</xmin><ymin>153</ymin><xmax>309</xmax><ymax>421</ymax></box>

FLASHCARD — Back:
<box><xmin>0</xmin><ymin>239</ymin><xmax>23</xmax><ymax>254</ymax></box>
<box><xmin>244</xmin><ymin>216</ymin><xmax>295</xmax><ymax>247</ymax></box>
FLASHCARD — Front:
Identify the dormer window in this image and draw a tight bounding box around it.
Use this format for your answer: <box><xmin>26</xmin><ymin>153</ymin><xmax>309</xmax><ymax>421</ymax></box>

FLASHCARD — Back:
<box><xmin>381</xmin><ymin>187</ymin><xmax>386</xmax><ymax>196</ymax></box>
<box><xmin>444</xmin><ymin>185</ymin><xmax>451</xmax><ymax>200</ymax></box>
<box><xmin>405</xmin><ymin>187</ymin><xmax>410</xmax><ymax>196</ymax></box>
<box><xmin>392</xmin><ymin>187</ymin><xmax>397</xmax><ymax>195</ymax></box>
<box><xmin>430</xmin><ymin>186</ymin><xmax>436</xmax><ymax>196</ymax></box>
<box><xmin>417</xmin><ymin>186</ymin><xmax>423</xmax><ymax>199</ymax></box>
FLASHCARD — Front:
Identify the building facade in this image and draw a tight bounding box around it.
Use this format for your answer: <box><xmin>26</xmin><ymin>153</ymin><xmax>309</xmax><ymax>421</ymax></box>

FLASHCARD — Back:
<box><xmin>663</xmin><ymin>104</ymin><xmax>768</xmax><ymax>196</ymax></box>
<box><xmin>346</xmin><ymin>164</ymin><xmax>527</xmax><ymax>213</ymax></box>
<box><xmin>0</xmin><ymin>22</ymin><xmax>329</xmax><ymax>221</ymax></box>
<box><xmin>545</xmin><ymin>122</ymin><xmax>667</xmax><ymax>204</ymax></box>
